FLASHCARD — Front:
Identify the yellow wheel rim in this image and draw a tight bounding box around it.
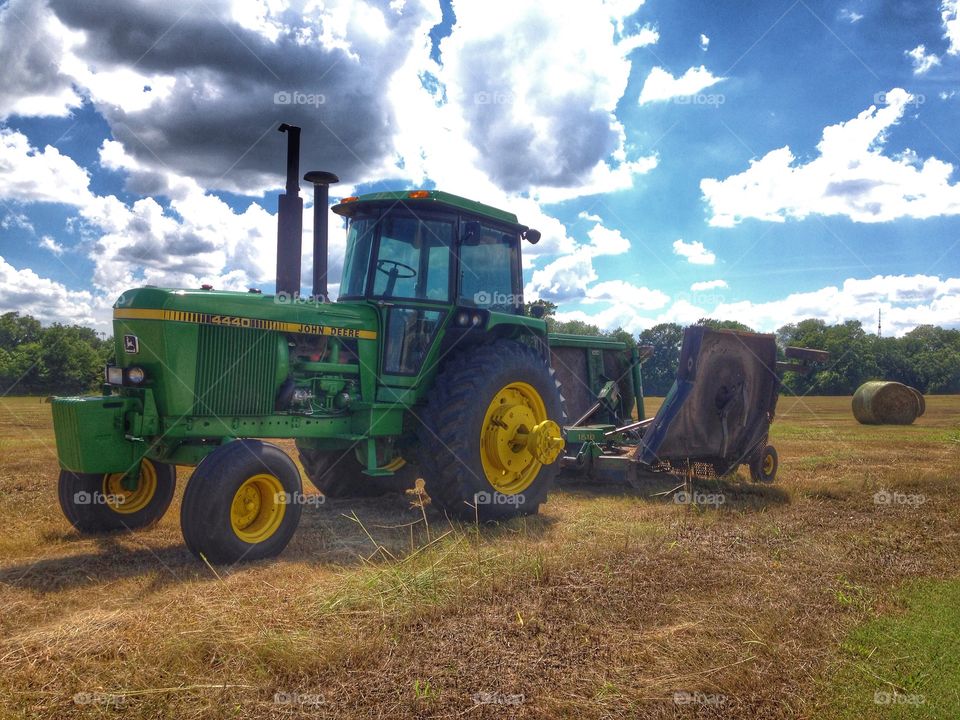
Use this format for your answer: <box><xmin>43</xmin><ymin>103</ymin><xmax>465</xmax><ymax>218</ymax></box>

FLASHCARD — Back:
<box><xmin>230</xmin><ymin>474</ymin><xmax>286</xmax><ymax>544</ymax></box>
<box><xmin>479</xmin><ymin>382</ymin><xmax>564</xmax><ymax>495</ymax></box>
<box><xmin>763</xmin><ymin>453</ymin><xmax>775</xmax><ymax>475</ymax></box>
<box><xmin>103</xmin><ymin>461</ymin><xmax>158</xmax><ymax>514</ymax></box>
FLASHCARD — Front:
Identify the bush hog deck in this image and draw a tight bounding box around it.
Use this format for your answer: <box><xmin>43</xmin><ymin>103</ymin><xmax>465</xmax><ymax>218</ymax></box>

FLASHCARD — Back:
<box><xmin>51</xmin><ymin>124</ymin><xmax>827</xmax><ymax>564</ymax></box>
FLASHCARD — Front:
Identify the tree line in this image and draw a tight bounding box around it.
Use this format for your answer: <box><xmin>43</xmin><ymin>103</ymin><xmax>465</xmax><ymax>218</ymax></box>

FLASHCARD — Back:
<box><xmin>535</xmin><ymin>302</ymin><xmax>959</xmax><ymax>397</ymax></box>
<box><xmin>0</xmin><ymin>313</ymin><xmax>112</xmax><ymax>396</ymax></box>
<box><xmin>2</xmin><ymin>308</ymin><xmax>957</xmax><ymax>397</ymax></box>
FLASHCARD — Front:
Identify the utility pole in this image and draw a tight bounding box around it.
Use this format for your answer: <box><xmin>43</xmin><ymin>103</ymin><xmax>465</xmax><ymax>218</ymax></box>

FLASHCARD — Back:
<box><xmin>877</xmin><ymin>307</ymin><xmax>882</xmax><ymax>337</ymax></box>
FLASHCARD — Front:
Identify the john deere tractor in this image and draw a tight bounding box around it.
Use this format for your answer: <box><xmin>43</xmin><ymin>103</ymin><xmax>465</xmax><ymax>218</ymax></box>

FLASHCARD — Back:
<box><xmin>51</xmin><ymin>124</ymin><xmax>819</xmax><ymax>564</ymax></box>
<box><xmin>51</xmin><ymin>125</ymin><xmax>568</xmax><ymax>563</ymax></box>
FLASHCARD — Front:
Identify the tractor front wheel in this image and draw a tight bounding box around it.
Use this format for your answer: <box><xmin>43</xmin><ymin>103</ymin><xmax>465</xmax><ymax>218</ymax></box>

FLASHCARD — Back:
<box><xmin>58</xmin><ymin>459</ymin><xmax>176</xmax><ymax>534</ymax></box>
<box><xmin>180</xmin><ymin>440</ymin><xmax>302</xmax><ymax>564</ymax></box>
<box><xmin>417</xmin><ymin>340</ymin><xmax>565</xmax><ymax>521</ymax></box>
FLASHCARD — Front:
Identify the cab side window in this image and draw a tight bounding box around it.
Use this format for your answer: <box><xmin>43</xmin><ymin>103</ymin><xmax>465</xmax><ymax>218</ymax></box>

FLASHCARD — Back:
<box><xmin>458</xmin><ymin>223</ymin><xmax>520</xmax><ymax>313</ymax></box>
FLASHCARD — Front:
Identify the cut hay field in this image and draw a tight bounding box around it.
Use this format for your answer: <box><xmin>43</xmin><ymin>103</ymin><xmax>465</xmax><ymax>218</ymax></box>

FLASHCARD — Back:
<box><xmin>0</xmin><ymin>395</ymin><xmax>958</xmax><ymax>719</ymax></box>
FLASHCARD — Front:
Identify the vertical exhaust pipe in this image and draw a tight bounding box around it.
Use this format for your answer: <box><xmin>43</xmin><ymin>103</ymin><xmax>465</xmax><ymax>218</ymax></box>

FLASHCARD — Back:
<box><xmin>304</xmin><ymin>170</ymin><xmax>339</xmax><ymax>301</ymax></box>
<box><xmin>276</xmin><ymin>123</ymin><xmax>303</xmax><ymax>298</ymax></box>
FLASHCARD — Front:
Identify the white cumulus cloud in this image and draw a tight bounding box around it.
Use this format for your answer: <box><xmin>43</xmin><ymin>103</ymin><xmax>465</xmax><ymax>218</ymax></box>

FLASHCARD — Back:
<box><xmin>39</xmin><ymin>236</ymin><xmax>64</xmax><ymax>255</ymax></box>
<box><xmin>944</xmin><ymin>0</ymin><xmax>960</xmax><ymax>55</ymax></box>
<box><xmin>700</xmin><ymin>88</ymin><xmax>960</xmax><ymax>226</ymax></box>
<box><xmin>672</xmin><ymin>239</ymin><xmax>716</xmax><ymax>265</ymax></box>
<box><xmin>638</xmin><ymin>65</ymin><xmax>725</xmax><ymax>104</ymax></box>
<box><xmin>525</xmin><ymin>218</ymin><xmax>635</xmax><ymax>302</ymax></box>
<box><xmin>583</xmin><ymin>280</ymin><xmax>669</xmax><ymax>309</ymax></box>
<box><xmin>555</xmin><ymin>274</ymin><xmax>960</xmax><ymax>337</ymax></box>
<box><xmin>840</xmin><ymin>8</ymin><xmax>864</xmax><ymax>23</ymax></box>
<box><xmin>690</xmin><ymin>279</ymin><xmax>727</xmax><ymax>291</ymax></box>
<box><xmin>0</xmin><ymin>256</ymin><xmax>99</xmax><ymax>327</ymax></box>
<box><xmin>905</xmin><ymin>44</ymin><xmax>941</xmax><ymax>75</ymax></box>
<box><xmin>0</xmin><ymin>128</ymin><xmax>94</xmax><ymax>207</ymax></box>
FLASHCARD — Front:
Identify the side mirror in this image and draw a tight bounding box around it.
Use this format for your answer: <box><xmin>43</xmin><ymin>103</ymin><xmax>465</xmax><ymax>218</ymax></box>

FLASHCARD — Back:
<box><xmin>523</xmin><ymin>229</ymin><xmax>541</xmax><ymax>244</ymax></box>
<box><xmin>530</xmin><ymin>302</ymin><xmax>547</xmax><ymax>319</ymax></box>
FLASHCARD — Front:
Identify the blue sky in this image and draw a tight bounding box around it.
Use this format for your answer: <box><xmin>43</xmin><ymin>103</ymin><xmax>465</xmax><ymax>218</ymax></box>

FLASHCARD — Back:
<box><xmin>0</xmin><ymin>0</ymin><xmax>958</xmax><ymax>336</ymax></box>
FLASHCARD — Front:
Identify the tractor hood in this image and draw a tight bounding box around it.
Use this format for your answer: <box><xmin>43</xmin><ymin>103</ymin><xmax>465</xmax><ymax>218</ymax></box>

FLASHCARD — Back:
<box><xmin>113</xmin><ymin>287</ymin><xmax>378</xmax><ymax>340</ymax></box>
<box><xmin>110</xmin><ymin>287</ymin><xmax>379</xmax><ymax>420</ymax></box>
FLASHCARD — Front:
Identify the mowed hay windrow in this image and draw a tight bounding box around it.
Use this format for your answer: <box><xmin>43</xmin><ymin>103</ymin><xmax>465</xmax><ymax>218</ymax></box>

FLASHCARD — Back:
<box><xmin>852</xmin><ymin>380</ymin><xmax>920</xmax><ymax>425</ymax></box>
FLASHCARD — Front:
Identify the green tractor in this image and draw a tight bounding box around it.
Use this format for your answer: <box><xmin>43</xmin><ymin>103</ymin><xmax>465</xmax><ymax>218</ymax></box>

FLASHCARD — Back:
<box><xmin>51</xmin><ymin>124</ymin><xmax>571</xmax><ymax>563</ymax></box>
<box><xmin>51</xmin><ymin>124</ymin><xmax>817</xmax><ymax>564</ymax></box>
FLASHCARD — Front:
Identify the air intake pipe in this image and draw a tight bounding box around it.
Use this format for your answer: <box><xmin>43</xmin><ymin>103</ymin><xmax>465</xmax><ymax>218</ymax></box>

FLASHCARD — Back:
<box><xmin>304</xmin><ymin>170</ymin><xmax>339</xmax><ymax>300</ymax></box>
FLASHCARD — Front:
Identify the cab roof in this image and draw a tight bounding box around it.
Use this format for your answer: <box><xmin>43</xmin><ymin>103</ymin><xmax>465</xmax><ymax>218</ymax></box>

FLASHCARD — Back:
<box><xmin>331</xmin><ymin>190</ymin><xmax>524</xmax><ymax>230</ymax></box>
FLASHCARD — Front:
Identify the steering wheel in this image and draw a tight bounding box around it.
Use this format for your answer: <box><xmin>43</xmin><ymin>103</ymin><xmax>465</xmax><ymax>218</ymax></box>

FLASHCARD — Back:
<box><xmin>376</xmin><ymin>259</ymin><xmax>417</xmax><ymax>279</ymax></box>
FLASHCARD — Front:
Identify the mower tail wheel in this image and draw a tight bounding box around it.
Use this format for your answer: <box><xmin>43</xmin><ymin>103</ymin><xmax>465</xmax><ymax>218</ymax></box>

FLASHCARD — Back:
<box><xmin>749</xmin><ymin>444</ymin><xmax>779</xmax><ymax>483</ymax></box>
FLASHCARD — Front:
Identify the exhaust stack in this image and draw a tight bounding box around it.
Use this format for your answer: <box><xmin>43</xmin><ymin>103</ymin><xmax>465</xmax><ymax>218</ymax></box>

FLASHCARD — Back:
<box><xmin>275</xmin><ymin>123</ymin><xmax>303</xmax><ymax>298</ymax></box>
<box><xmin>304</xmin><ymin>170</ymin><xmax>339</xmax><ymax>300</ymax></box>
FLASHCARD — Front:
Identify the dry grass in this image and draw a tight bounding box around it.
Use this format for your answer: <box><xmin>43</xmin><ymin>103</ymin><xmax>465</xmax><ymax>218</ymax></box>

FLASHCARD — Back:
<box><xmin>0</xmin><ymin>394</ymin><xmax>958</xmax><ymax>719</ymax></box>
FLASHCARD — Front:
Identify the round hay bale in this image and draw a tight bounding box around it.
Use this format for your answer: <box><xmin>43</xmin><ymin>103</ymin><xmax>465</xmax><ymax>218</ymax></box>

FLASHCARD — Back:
<box><xmin>907</xmin><ymin>386</ymin><xmax>926</xmax><ymax>417</ymax></box>
<box><xmin>852</xmin><ymin>381</ymin><xmax>919</xmax><ymax>425</ymax></box>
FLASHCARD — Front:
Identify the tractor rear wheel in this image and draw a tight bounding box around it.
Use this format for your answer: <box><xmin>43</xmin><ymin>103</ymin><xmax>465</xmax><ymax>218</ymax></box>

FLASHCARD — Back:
<box><xmin>58</xmin><ymin>458</ymin><xmax>176</xmax><ymax>533</ymax></box>
<box><xmin>297</xmin><ymin>443</ymin><xmax>419</xmax><ymax>498</ymax></box>
<box><xmin>180</xmin><ymin>440</ymin><xmax>302</xmax><ymax>564</ymax></box>
<box><xmin>417</xmin><ymin>340</ymin><xmax>565</xmax><ymax>521</ymax></box>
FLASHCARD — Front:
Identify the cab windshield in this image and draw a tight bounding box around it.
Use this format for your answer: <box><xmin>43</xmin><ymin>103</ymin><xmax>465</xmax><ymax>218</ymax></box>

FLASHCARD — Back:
<box><xmin>340</xmin><ymin>213</ymin><xmax>454</xmax><ymax>302</ymax></box>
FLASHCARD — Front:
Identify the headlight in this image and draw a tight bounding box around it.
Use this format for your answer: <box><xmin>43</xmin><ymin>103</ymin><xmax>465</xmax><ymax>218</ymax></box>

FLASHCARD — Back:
<box><xmin>126</xmin><ymin>367</ymin><xmax>146</xmax><ymax>385</ymax></box>
<box><xmin>105</xmin><ymin>366</ymin><xmax>124</xmax><ymax>385</ymax></box>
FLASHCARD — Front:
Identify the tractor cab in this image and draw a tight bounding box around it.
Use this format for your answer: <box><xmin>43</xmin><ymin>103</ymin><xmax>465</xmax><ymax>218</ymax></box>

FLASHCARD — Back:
<box><xmin>332</xmin><ymin>190</ymin><xmax>540</xmax><ymax>381</ymax></box>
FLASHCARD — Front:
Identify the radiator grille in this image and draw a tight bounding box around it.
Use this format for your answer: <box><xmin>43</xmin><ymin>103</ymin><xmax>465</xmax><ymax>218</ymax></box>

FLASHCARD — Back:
<box><xmin>193</xmin><ymin>325</ymin><xmax>278</xmax><ymax>416</ymax></box>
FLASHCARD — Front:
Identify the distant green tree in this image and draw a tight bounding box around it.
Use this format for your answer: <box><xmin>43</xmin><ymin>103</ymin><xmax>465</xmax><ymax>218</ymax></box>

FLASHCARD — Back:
<box><xmin>548</xmin><ymin>318</ymin><xmax>602</xmax><ymax>336</ymax></box>
<box><xmin>0</xmin><ymin>315</ymin><xmax>111</xmax><ymax>396</ymax></box>
<box><xmin>0</xmin><ymin>312</ymin><xmax>42</xmax><ymax>349</ymax></box>
<box><xmin>637</xmin><ymin>323</ymin><xmax>683</xmax><ymax>396</ymax></box>
<box><xmin>900</xmin><ymin>325</ymin><xmax>960</xmax><ymax>393</ymax></box>
<box><xmin>38</xmin><ymin>326</ymin><xmax>107</xmax><ymax>395</ymax></box>
<box><xmin>695</xmin><ymin>318</ymin><xmax>755</xmax><ymax>333</ymax></box>
<box><xmin>0</xmin><ymin>342</ymin><xmax>44</xmax><ymax>394</ymax></box>
<box><xmin>873</xmin><ymin>335</ymin><xmax>922</xmax><ymax>389</ymax></box>
<box><xmin>524</xmin><ymin>300</ymin><xmax>558</xmax><ymax>318</ymax></box>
